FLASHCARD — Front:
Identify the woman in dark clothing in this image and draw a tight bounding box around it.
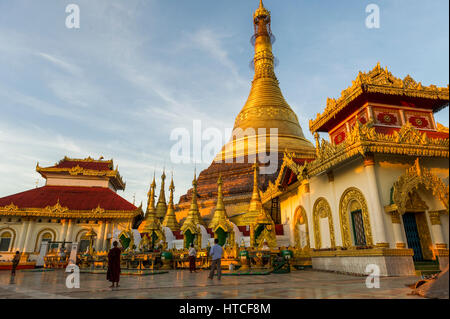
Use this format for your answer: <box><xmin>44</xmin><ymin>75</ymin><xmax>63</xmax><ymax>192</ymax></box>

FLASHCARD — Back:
<box><xmin>11</xmin><ymin>251</ymin><xmax>20</xmax><ymax>276</ymax></box>
<box><xmin>107</xmin><ymin>241</ymin><xmax>121</xmax><ymax>288</ymax></box>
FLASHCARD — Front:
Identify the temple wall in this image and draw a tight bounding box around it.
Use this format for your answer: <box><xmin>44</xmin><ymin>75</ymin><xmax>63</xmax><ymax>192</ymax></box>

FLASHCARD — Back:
<box><xmin>45</xmin><ymin>174</ymin><xmax>115</xmax><ymax>190</ymax></box>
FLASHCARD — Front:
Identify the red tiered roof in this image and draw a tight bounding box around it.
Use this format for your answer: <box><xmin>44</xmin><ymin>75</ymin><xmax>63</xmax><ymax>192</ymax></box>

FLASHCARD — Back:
<box><xmin>0</xmin><ymin>186</ymin><xmax>136</xmax><ymax>211</ymax></box>
<box><xmin>51</xmin><ymin>160</ymin><xmax>112</xmax><ymax>171</ymax></box>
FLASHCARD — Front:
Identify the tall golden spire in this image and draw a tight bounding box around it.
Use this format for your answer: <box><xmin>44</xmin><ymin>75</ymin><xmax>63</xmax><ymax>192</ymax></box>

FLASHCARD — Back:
<box><xmin>181</xmin><ymin>171</ymin><xmax>205</xmax><ymax>233</ymax></box>
<box><xmin>138</xmin><ymin>174</ymin><xmax>162</xmax><ymax>234</ymax></box>
<box><xmin>214</xmin><ymin>1</ymin><xmax>314</xmax><ymax>162</ymax></box>
<box><xmin>241</xmin><ymin>161</ymin><xmax>273</xmax><ymax>225</ymax></box>
<box><xmin>162</xmin><ymin>173</ymin><xmax>180</xmax><ymax>231</ymax></box>
<box><xmin>155</xmin><ymin>170</ymin><xmax>167</xmax><ymax>220</ymax></box>
<box><xmin>209</xmin><ymin>174</ymin><xmax>233</xmax><ymax>232</ymax></box>
<box><xmin>145</xmin><ymin>173</ymin><xmax>156</xmax><ymax>217</ymax></box>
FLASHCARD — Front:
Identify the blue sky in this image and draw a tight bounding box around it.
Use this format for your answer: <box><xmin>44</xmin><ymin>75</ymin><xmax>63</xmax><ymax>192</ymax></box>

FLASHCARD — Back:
<box><xmin>0</xmin><ymin>0</ymin><xmax>448</xmax><ymax>205</ymax></box>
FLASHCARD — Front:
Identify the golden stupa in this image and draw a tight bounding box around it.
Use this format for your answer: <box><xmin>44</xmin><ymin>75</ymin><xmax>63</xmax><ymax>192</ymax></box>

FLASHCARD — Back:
<box><xmin>215</xmin><ymin>0</ymin><xmax>313</xmax><ymax>162</ymax></box>
<box><xmin>176</xmin><ymin>1</ymin><xmax>315</xmax><ymax>225</ymax></box>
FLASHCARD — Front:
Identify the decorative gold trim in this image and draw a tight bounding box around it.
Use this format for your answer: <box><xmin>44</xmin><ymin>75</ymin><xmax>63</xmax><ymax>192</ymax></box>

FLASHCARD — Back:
<box><xmin>312</xmin><ymin>197</ymin><xmax>335</xmax><ymax>249</ymax></box>
<box><xmin>339</xmin><ymin>187</ymin><xmax>373</xmax><ymax>247</ymax></box>
<box><xmin>392</xmin><ymin>158</ymin><xmax>449</xmax><ymax>215</ymax></box>
<box><xmin>36</xmin><ymin>158</ymin><xmax>126</xmax><ymax>190</ymax></box>
<box><xmin>310</xmin><ymin>63</ymin><xmax>449</xmax><ymax>133</ymax></box>
<box><xmin>429</xmin><ymin>211</ymin><xmax>442</xmax><ymax>225</ymax></box>
<box><xmin>0</xmin><ymin>205</ymin><xmax>141</xmax><ymax>219</ymax></box>
<box><xmin>311</xmin><ymin>247</ymin><xmax>414</xmax><ymax>257</ymax></box>
<box><xmin>308</xmin><ymin>121</ymin><xmax>449</xmax><ymax>176</ymax></box>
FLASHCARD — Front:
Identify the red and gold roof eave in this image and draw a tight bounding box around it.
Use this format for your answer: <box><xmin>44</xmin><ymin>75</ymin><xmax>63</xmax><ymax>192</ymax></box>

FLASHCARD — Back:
<box><xmin>0</xmin><ymin>202</ymin><xmax>142</xmax><ymax>219</ymax></box>
<box><xmin>261</xmin><ymin>152</ymin><xmax>315</xmax><ymax>204</ymax></box>
<box><xmin>307</xmin><ymin>121</ymin><xmax>449</xmax><ymax>176</ymax></box>
<box><xmin>309</xmin><ymin>63</ymin><xmax>449</xmax><ymax>133</ymax></box>
<box><xmin>36</xmin><ymin>158</ymin><xmax>126</xmax><ymax>191</ymax></box>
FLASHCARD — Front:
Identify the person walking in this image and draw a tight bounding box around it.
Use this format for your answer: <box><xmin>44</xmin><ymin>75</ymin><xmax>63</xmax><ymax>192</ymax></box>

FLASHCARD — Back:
<box><xmin>188</xmin><ymin>243</ymin><xmax>197</xmax><ymax>273</ymax></box>
<box><xmin>208</xmin><ymin>239</ymin><xmax>223</xmax><ymax>280</ymax></box>
<box><xmin>107</xmin><ymin>241</ymin><xmax>122</xmax><ymax>288</ymax></box>
<box><xmin>11</xmin><ymin>251</ymin><xmax>20</xmax><ymax>277</ymax></box>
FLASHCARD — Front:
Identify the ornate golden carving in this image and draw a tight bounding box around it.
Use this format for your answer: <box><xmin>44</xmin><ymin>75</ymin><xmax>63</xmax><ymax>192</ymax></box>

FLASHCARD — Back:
<box><xmin>307</xmin><ymin>121</ymin><xmax>449</xmax><ymax>176</ymax></box>
<box><xmin>1</xmin><ymin>203</ymin><xmax>19</xmax><ymax>212</ymax></box>
<box><xmin>436</xmin><ymin>122</ymin><xmax>449</xmax><ymax>133</ymax></box>
<box><xmin>428</xmin><ymin>211</ymin><xmax>442</xmax><ymax>225</ymax></box>
<box><xmin>44</xmin><ymin>200</ymin><xmax>69</xmax><ymax>215</ymax></box>
<box><xmin>310</xmin><ymin>62</ymin><xmax>449</xmax><ymax>133</ymax></box>
<box><xmin>91</xmin><ymin>205</ymin><xmax>105</xmax><ymax>215</ymax></box>
<box><xmin>390</xmin><ymin>212</ymin><xmax>401</xmax><ymax>224</ymax></box>
<box><xmin>392</xmin><ymin>158</ymin><xmax>449</xmax><ymax>214</ymax></box>
<box><xmin>36</xmin><ymin>158</ymin><xmax>126</xmax><ymax>190</ymax></box>
<box><xmin>312</xmin><ymin>197</ymin><xmax>335</xmax><ymax>249</ymax></box>
<box><xmin>339</xmin><ymin>187</ymin><xmax>373</xmax><ymax>247</ymax></box>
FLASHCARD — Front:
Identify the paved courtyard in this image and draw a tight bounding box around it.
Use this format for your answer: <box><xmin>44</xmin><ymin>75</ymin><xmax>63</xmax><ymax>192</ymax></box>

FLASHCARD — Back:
<box><xmin>0</xmin><ymin>269</ymin><xmax>423</xmax><ymax>299</ymax></box>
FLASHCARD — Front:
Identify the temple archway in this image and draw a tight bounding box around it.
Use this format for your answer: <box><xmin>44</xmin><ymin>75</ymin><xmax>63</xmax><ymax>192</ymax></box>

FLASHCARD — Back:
<box><xmin>312</xmin><ymin>197</ymin><xmax>335</xmax><ymax>249</ymax></box>
<box><xmin>339</xmin><ymin>187</ymin><xmax>373</xmax><ymax>247</ymax></box>
<box><xmin>392</xmin><ymin>158</ymin><xmax>449</xmax><ymax>214</ymax></box>
<box><xmin>293</xmin><ymin>206</ymin><xmax>310</xmax><ymax>249</ymax></box>
<box><xmin>34</xmin><ymin>228</ymin><xmax>57</xmax><ymax>252</ymax></box>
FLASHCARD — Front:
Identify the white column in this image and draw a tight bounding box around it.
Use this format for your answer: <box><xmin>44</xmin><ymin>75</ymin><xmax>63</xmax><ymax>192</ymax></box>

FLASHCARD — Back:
<box><xmin>390</xmin><ymin>212</ymin><xmax>406</xmax><ymax>249</ymax></box>
<box><xmin>429</xmin><ymin>211</ymin><xmax>447</xmax><ymax>248</ymax></box>
<box><xmin>15</xmin><ymin>219</ymin><xmax>29</xmax><ymax>251</ymax></box>
<box><xmin>363</xmin><ymin>155</ymin><xmax>388</xmax><ymax>247</ymax></box>
<box><xmin>65</xmin><ymin>219</ymin><xmax>74</xmax><ymax>243</ymax></box>
<box><xmin>95</xmin><ymin>221</ymin><xmax>106</xmax><ymax>252</ymax></box>
<box><xmin>21</xmin><ymin>219</ymin><xmax>34</xmax><ymax>253</ymax></box>
<box><xmin>102</xmin><ymin>221</ymin><xmax>112</xmax><ymax>251</ymax></box>
<box><xmin>58</xmin><ymin>219</ymin><xmax>69</xmax><ymax>242</ymax></box>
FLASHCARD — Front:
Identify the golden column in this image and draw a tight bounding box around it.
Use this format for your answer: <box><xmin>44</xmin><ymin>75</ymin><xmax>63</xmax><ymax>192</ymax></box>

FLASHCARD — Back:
<box><xmin>155</xmin><ymin>171</ymin><xmax>168</xmax><ymax>221</ymax></box>
<box><xmin>162</xmin><ymin>173</ymin><xmax>180</xmax><ymax>231</ymax></box>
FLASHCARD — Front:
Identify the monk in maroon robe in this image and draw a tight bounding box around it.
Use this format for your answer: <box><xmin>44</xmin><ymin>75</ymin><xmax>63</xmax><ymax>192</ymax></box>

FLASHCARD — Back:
<box><xmin>107</xmin><ymin>241</ymin><xmax>121</xmax><ymax>288</ymax></box>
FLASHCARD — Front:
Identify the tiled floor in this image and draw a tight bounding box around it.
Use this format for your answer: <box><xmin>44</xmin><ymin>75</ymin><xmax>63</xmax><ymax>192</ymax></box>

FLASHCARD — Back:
<box><xmin>0</xmin><ymin>269</ymin><xmax>423</xmax><ymax>299</ymax></box>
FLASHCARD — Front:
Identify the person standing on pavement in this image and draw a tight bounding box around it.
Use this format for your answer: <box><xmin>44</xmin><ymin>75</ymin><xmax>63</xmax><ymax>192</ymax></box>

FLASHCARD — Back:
<box><xmin>208</xmin><ymin>239</ymin><xmax>223</xmax><ymax>280</ymax></box>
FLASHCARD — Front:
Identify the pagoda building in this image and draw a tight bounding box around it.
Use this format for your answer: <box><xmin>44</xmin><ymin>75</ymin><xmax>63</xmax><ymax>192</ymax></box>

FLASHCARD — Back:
<box><xmin>208</xmin><ymin>174</ymin><xmax>234</xmax><ymax>246</ymax></box>
<box><xmin>0</xmin><ymin>157</ymin><xmax>141</xmax><ymax>260</ymax></box>
<box><xmin>155</xmin><ymin>171</ymin><xmax>168</xmax><ymax>222</ymax></box>
<box><xmin>162</xmin><ymin>174</ymin><xmax>180</xmax><ymax>232</ymax></box>
<box><xmin>180</xmin><ymin>173</ymin><xmax>206</xmax><ymax>248</ymax></box>
<box><xmin>262</xmin><ymin>63</ymin><xmax>449</xmax><ymax>276</ymax></box>
<box><xmin>176</xmin><ymin>0</ymin><xmax>316</xmax><ymax>225</ymax></box>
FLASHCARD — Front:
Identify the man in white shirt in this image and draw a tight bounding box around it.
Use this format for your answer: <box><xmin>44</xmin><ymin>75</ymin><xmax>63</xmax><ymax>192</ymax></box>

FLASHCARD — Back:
<box><xmin>208</xmin><ymin>238</ymin><xmax>223</xmax><ymax>280</ymax></box>
<box><xmin>188</xmin><ymin>243</ymin><xmax>197</xmax><ymax>273</ymax></box>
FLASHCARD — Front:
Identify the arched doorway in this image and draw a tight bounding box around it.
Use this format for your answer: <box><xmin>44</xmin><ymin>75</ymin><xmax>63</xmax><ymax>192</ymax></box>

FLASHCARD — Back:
<box><xmin>392</xmin><ymin>159</ymin><xmax>446</xmax><ymax>261</ymax></box>
<box><xmin>312</xmin><ymin>198</ymin><xmax>336</xmax><ymax>249</ymax></box>
<box><xmin>339</xmin><ymin>187</ymin><xmax>373</xmax><ymax>248</ymax></box>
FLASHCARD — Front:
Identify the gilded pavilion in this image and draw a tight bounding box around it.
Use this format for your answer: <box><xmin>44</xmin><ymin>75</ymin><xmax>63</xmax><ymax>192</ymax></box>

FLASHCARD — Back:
<box><xmin>0</xmin><ymin>157</ymin><xmax>141</xmax><ymax>262</ymax></box>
